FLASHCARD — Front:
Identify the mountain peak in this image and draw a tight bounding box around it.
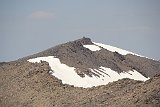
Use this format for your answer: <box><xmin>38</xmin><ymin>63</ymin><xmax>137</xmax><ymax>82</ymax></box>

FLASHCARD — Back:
<box><xmin>23</xmin><ymin>37</ymin><xmax>160</xmax><ymax>88</ymax></box>
<box><xmin>75</xmin><ymin>37</ymin><xmax>92</xmax><ymax>45</ymax></box>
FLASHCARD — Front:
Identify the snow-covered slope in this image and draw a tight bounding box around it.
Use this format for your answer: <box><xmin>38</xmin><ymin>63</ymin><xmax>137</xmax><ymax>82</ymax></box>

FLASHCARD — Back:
<box><xmin>28</xmin><ymin>56</ymin><xmax>149</xmax><ymax>88</ymax></box>
<box><xmin>93</xmin><ymin>42</ymin><xmax>135</xmax><ymax>55</ymax></box>
<box><xmin>84</xmin><ymin>42</ymin><xmax>141</xmax><ymax>56</ymax></box>
<box><xmin>83</xmin><ymin>45</ymin><xmax>101</xmax><ymax>51</ymax></box>
<box><xmin>25</xmin><ymin>38</ymin><xmax>160</xmax><ymax>88</ymax></box>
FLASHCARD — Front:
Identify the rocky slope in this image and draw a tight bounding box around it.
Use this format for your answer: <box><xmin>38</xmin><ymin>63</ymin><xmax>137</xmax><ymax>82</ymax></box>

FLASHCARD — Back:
<box><xmin>0</xmin><ymin>37</ymin><xmax>160</xmax><ymax>106</ymax></box>
<box><xmin>19</xmin><ymin>37</ymin><xmax>160</xmax><ymax>78</ymax></box>
<box><xmin>0</xmin><ymin>61</ymin><xmax>160</xmax><ymax>107</ymax></box>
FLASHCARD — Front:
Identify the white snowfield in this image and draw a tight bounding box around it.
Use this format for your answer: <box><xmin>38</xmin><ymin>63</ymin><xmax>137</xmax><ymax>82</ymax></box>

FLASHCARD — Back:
<box><xmin>83</xmin><ymin>45</ymin><xmax>101</xmax><ymax>51</ymax></box>
<box><xmin>83</xmin><ymin>42</ymin><xmax>141</xmax><ymax>56</ymax></box>
<box><xmin>28</xmin><ymin>56</ymin><xmax>149</xmax><ymax>88</ymax></box>
<box><xmin>93</xmin><ymin>42</ymin><xmax>135</xmax><ymax>55</ymax></box>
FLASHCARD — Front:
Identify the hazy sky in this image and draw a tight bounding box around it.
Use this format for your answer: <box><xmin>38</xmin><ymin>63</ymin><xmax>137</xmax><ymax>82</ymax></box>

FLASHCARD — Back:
<box><xmin>0</xmin><ymin>0</ymin><xmax>160</xmax><ymax>61</ymax></box>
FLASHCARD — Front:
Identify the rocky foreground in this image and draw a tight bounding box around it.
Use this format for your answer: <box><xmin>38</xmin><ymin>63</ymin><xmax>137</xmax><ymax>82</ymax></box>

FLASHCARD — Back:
<box><xmin>0</xmin><ymin>61</ymin><xmax>160</xmax><ymax>107</ymax></box>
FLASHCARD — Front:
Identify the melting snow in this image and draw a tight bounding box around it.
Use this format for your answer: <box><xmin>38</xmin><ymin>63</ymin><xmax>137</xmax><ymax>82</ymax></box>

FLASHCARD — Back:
<box><xmin>28</xmin><ymin>56</ymin><xmax>149</xmax><ymax>88</ymax></box>
<box><xmin>83</xmin><ymin>44</ymin><xmax>101</xmax><ymax>51</ymax></box>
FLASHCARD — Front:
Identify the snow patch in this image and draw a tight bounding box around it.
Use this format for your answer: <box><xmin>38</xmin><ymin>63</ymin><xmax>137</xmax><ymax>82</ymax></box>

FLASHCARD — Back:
<box><xmin>93</xmin><ymin>42</ymin><xmax>141</xmax><ymax>56</ymax></box>
<box><xmin>83</xmin><ymin>44</ymin><xmax>101</xmax><ymax>51</ymax></box>
<box><xmin>28</xmin><ymin>56</ymin><xmax>86</xmax><ymax>87</ymax></box>
<box><xmin>28</xmin><ymin>56</ymin><xmax>149</xmax><ymax>88</ymax></box>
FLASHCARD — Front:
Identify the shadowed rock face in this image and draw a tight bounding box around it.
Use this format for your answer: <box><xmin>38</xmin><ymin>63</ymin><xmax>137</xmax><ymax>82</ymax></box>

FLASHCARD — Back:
<box><xmin>18</xmin><ymin>37</ymin><xmax>160</xmax><ymax>78</ymax></box>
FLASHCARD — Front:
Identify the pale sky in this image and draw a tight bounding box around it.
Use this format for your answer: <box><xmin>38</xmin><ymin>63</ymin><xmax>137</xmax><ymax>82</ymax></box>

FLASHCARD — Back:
<box><xmin>0</xmin><ymin>0</ymin><xmax>160</xmax><ymax>61</ymax></box>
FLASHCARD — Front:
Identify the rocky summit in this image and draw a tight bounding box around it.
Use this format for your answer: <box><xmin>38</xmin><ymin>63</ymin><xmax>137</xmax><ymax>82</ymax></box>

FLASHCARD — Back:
<box><xmin>0</xmin><ymin>37</ymin><xmax>160</xmax><ymax>107</ymax></box>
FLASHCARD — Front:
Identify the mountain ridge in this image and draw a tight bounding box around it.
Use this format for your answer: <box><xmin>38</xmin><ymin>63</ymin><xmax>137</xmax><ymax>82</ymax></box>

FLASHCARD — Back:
<box><xmin>19</xmin><ymin>37</ymin><xmax>160</xmax><ymax>79</ymax></box>
<box><xmin>1</xmin><ymin>37</ymin><xmax>160</xmax><ymax>106</ymax></box>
